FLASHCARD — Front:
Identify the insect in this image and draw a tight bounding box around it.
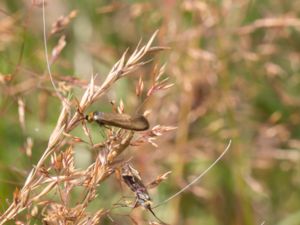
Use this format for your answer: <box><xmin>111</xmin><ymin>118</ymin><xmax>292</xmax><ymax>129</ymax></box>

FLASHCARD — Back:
<box><xmin>85</xmin><ymin>111</ymin><xmax>150</xmax><ymax>131</ymax></box>
<box><xmin>121</xmin><ymin>164</ymin><xmax>167</xmax><ymax>224</ymax></box>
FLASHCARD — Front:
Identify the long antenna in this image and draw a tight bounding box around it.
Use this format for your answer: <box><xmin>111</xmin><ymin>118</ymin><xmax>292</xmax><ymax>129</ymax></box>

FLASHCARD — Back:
<box><xmin>153</xmin><ymin>140</ymin><xmax>232</xmax><ymax>209</ymax></box>
<box><xmin>42</xmin><ymin>0</ymin><xmax>68</xmax><ymax>105</ymax></box>
<box><xmin>146</xmin><ymin>205</ymin><xmax>168</xmax><ymax>225</ymax></box>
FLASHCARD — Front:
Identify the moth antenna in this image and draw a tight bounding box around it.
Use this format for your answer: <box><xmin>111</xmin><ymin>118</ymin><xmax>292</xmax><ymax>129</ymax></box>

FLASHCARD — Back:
<box><xmin>146</xmin><ymin>205</ymin><xmax>168</xmax><ymax>225</ymax></box>
<box><xmin>153</xmin><ymin>140</ymin><xmax>232</xmax><ymax>209</ymax></box>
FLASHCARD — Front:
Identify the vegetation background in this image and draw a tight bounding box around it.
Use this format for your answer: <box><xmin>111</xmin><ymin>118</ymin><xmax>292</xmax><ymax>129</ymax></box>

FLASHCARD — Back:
<box><xmin>0</xmin><ymin>0</ymin><xmax>300</xmax><ymax>224</ymax></box>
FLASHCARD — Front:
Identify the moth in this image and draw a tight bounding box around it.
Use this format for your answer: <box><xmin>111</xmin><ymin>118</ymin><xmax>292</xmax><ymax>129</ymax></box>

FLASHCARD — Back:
<box><xmin>121</xmin><ymin>164</ymin><xmax>167</xmax><ymax>224</ymax></box>
<box><xmin>85</xmin><ymin>111</ymin><xmax>149</xmax><ymax>131</ymax></box>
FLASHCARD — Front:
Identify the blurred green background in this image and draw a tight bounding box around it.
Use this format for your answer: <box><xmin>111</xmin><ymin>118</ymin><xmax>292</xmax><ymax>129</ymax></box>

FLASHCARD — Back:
<box><xmin>1</xmin><ymin>0</ymin><xmax>300</xmax><ymax>224</ymax></box>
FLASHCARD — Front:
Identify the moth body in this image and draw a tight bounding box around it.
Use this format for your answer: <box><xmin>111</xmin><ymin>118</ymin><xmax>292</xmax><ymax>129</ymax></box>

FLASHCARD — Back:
<box><xmin>86</xmin><ymin>111</ymin><xmax>149</xmax><ymax>131</ymax></box>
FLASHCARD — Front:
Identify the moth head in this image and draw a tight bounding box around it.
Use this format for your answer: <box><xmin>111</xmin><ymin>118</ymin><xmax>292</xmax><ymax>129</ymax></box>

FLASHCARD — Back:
<box><xmin>138</xmin><ymin>198</ymin><xmax>153</xmax><ymax>209</ymax></box>
<box><xmin>136</xmin><ymin>191</ymin><xmax>151</xmax><ymax>203</ymax></box>
<box><xmin>85</xmin><ymin>111</ymin><xmax>101</xmax><ymax>122</ymax></box>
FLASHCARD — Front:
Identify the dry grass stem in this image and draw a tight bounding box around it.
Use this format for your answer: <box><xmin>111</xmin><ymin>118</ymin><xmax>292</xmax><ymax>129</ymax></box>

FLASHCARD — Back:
<box><xmin>0</xmin><ymin>30</ymin><xmax>169</xmax><ymax>224</ymax></box>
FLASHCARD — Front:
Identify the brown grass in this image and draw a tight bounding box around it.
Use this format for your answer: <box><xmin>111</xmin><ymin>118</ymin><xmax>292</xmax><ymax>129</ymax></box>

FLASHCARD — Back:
<box><xmin>0</xmin><ymin>30</ymin><xmax>174</xmax><ymax>224</ymax></box>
